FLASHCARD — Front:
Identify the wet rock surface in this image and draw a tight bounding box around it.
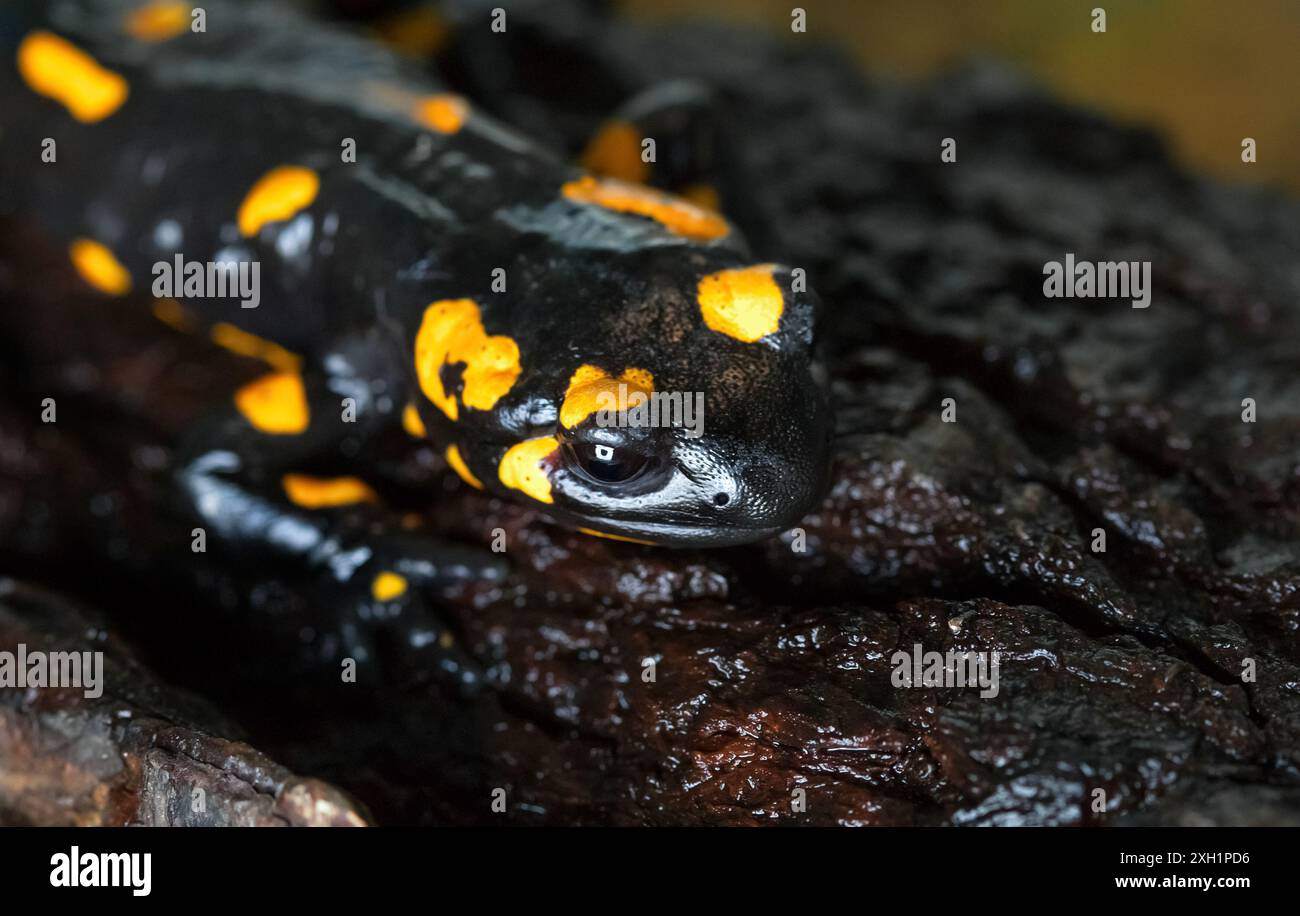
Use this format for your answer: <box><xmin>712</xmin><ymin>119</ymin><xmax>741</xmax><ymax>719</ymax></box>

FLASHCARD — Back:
<box><xmin>0</xmin><ymin>581</ymin><xmax>369</xmax><ymax>826</ymax></box>
<box><xmin>2</xmin><ymin>1</ymin><xmax>1299</xmax><ymax>825</ymax></box>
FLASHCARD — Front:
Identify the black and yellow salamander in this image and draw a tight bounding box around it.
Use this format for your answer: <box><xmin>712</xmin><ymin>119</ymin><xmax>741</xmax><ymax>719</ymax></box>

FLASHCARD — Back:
<box><xmin>0</xmin><ymin>1</ymin><xmax>831</xmax><ymax>589</ymax></box>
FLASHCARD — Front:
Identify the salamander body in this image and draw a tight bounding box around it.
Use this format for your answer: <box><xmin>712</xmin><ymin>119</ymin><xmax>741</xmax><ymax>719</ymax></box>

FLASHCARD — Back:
<box><xmin>0</xmin><ymin>0</ymin><xmax>832</xmax><ymax>549</ymax></box>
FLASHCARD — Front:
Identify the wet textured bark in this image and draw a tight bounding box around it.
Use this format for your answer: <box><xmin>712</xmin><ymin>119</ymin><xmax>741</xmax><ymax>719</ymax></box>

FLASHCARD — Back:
<box><xmin>0</xmin><ymin>582</ymin><xmax>368</xmax><ymax>826</ymax></box>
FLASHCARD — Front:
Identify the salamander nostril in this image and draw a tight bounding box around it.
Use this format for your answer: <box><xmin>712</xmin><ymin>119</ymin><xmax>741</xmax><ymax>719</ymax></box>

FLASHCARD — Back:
<box><xmin>713</xmin><ymin>493</ymin><xmax>730</xmax><ymax>507</ymax></box>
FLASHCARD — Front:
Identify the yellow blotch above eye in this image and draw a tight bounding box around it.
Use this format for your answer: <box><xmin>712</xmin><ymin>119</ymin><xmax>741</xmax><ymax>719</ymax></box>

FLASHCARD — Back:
<box><xmin>561</xmin><ymin>175</ymin><xmax>729</xmax><ymax>242</ymax></box>
<box><xmin>17</xmin><ymin>31</ymin><xmax>129</xmax><ymax>123</ymax></box>
<box><xmin>402</xmin><ymin>403</ymin><xmax>427</xmax><ymax>438</ymax></box>
<box><xmin>210</xmin><ymin>322</ymin><xmax>302</xmax><ymax>373</ymax></box>
<box><xmin>577</xmin><ymin>527</ymin><xmax>656</xmax><ymax>546</ymax></box>
<box><xmin>445</xmin><ymin>444</ymin><xmax>483</xmax><ymax>490</ymax></box>
<box><xmin>282</xmin><ymin>473</ymin><xmax>378</xmax><ymax>509</ymax></box>
<box><xmin>697</xmin><ymin>264</ymin><xmax>784</xmax><ymax>343</ymax></box>
<box><xmin>237</xmin><ymin>166</ymin><xmax>320</xmax><ymax>237</ymax></box>
<box><xmin>125</xmin><ymin>2</ymin><xmax>191</xmax><ymax>42</ymax></box>
<box><xmin>371</xmin><ymin>571</ymin><xmax>408</xmax><ymax>601</ymax></box>
<box><xmin>498</xmin><ymin>436</ymin><xmax>559</xmax><ymax>504</ymax></box>
<box><xmin>69</xmin><ymin>239</ymin><xmax>131</xmax><ymax>295</ymax></box>
<box><xmin>559</xmin><ymin>364</ymin><xmax>655</xmax><ymax>430</ymax></box>
<box><xmin>413</xmin><ymin>298</ymin><xmax>521</xmax><ymax>422</ymax></box>
<box><xmin>234</xmin><ymin>371</ymin><xmax>310</xmax><ymax>434</ymax></box>
<box><xmin>580</xmin><ymin>120</ymin><xmax>650</xmax><ymax>185</ymax></box>
<box><xmin>414</xmin><ymin>94</ymin><xmax>468</xmax><ymax>134</ymax></box>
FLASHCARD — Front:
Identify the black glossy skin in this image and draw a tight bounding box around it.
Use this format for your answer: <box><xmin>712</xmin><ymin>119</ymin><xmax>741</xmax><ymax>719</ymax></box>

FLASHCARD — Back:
<box><xmin>0</xmin><ymin>1</ymin><xmax>832</xmax><ymax>564</ymax></box>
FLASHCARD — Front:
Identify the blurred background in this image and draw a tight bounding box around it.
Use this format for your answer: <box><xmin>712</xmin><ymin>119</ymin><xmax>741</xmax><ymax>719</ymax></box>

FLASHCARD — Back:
<box><xmin>622</xmin><ymin>0</ymin><xmax>1300</xmax><ymax>194</ymax></box>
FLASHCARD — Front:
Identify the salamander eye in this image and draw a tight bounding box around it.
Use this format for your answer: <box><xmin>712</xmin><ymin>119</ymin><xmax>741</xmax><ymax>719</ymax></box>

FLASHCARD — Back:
<box><xmin>565</xmin><ymin>441</ymin><xmax>651</xmax><ymax>484</ymax></box>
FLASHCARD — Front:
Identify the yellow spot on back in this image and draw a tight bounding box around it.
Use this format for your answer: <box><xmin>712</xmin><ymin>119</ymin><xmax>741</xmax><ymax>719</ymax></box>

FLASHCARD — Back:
<box><xmin>499</xmin><ymin>436</ymin><xmax>559</xmax><ymax>504</ymax></box>
<box><xmin>234</xmin><ymin>371</ymin><xmax>310</xmax><ymax>434</ymax></box>
<box><xmin>414</xmin><ymin>94</ymin><xmax>467</xmax><ymax>134</ymax></box>
<box><xmin>371</xmin><ymin>571</ymin><xmax>408</xmax><ymax>601</ymax></box>
<box><xmin>374</xmin><ymin>6</ymin><xmax>450</xmax><ymax>57</ymax></box>
<box><xmin>152</xmin><ymin>298</ymin><xmax>198</xmax><ymax>332</ymax></box>
<box><xmin>561</xmin><ymin>175</ymin><xmax>729</xmax><ymax>241</ymax></box>
<box><xmin>445</xmin><ymin>444</ymin><xmax>483</xmax><ymax>489</ymax></box>
<box><xmin>577</xmin><ymin>527</ymin><xmax>656</xmax><ymax>545</ymax></box>
<box><xmin>580</xmin><ymin>121</ymin><xmax>650</xmax><ymax>184</ymax></box>
<box><xmin>210</xmin><ymin>323</ymin><xmax>302</xmax><ymax>372</ymax></box>
<box><xmin>697</xmin><ymin>264</ymin><xmax>784</xmax><ymax>343</ymax></box>
<box><xmin>69</xmin><ymin>239</ymin><xmax>131</xmax><ymax>295</ymax></box>
<box><xmin>414</xmin><ymin>299</ymin><xmax>521</xmax><ymax>421</ymax></box>
<box><xmin>402</xmin><ymin>403</ymin><xmax>427</xmax><ymax>438</ymax></box>
<box><xmin>125</xmin><ymin>3</ymin><xmax>190</xmax><ymax>42</ymax></box>
<box><xmin>237</xmin><ymin>166</ymin><xmax>320</xmax><ymax>237</ymax></box>
<box><xmin>17</xmin><ymin>31</ymin><xmax>129</xmax><ymax>123</ymax></box>
<box><xmin>282</xmin><ymin>473</ymin><xmax>378</xmax><ymax>509</ymax></box>
<box><xmin>559</xmin><ymin>364</ymin><xmax>655</xmax><ymax>430</ymax></box>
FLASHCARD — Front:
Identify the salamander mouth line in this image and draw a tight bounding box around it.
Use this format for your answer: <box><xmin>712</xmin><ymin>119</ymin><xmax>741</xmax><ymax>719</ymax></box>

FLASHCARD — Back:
<box><xmin>562</xmin><ymin>512</ymin><xmax>781</xmax><ymax>537</ymax></box>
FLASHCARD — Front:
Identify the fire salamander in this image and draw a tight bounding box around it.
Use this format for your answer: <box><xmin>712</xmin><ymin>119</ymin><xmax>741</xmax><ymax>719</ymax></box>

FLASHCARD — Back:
<box><xmin>0</xmin><ymin>1</ymin><xmax>831</xmax><ymax>619</ymax></box>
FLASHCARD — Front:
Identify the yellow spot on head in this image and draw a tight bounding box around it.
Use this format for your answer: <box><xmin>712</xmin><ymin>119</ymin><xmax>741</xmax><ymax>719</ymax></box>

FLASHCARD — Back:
<box><xmin>210</xmin><ymin>323</ymin><xmax>302</xmax><ymax>372</ymax></box>
<box><xmin>69</xmin><ymin>239</ymin><xmax>131</xmax><ymax>295</ymax></box>
<box><xmin>561</xmin><ymin>175</ymin><xmax>729</xmax><ymax>241</ymax></box>
<box><xmin>237</xmin><ymin>166</ymin><xmax>320</xmax><ymax>237</ymax></box>
<box><xmin>414</xmin><ymin>94</ymin><xmax>468</xmax><ymax>134</ymax></box>
<box><xmin>559</xmin><ymin>364</ymin><xmax>655</xmax><ymax>430</ymax></box>
<box><xmin>371</xmin><ymin>571</ymin><xmax>408</xmax><ymax>601</ymax></box>
<box><xmin>445</xmin><ymin>444</ymin><xmax>483</xmax><ymax>490</ymax></box>
<box><xmin>580</xmin><ymin>120</ymin><xmax>650</xmax><ymax>184</ymax></box>
<box><xmin>697</xmin><ymin>264</ymin><xmax>784</xmax><ymax>343</ymax></box>
<box><xmin>577</xmin><ymin>527</ymin><xmax>656</xmax><ymax>546</ymax></box>
<box><xmin>499</xmin><ymin>436</ymin><xmax>559</xmax><ymax>504</ymax></box>
<box><xmin>125</xmin><ymin>3</ymin><xmax>190</xmax><ymax>42</ymax></box>
<box><xmin>374</xmin><ymin>6</ymin><xmax>450</xmax><ymax>57</ymax></box>
<box><xmin>17</xmin><ymin>31</ymin><xmax>129</xmax><ymax>123</ymax></box>
<box><xmin>234</xmin><ymin>371</ymin><xmax>310</xmax><ymax>434</ymax></box>
<box><xmin>402</xmin><ymin>403</ymin><xmax>427</xmax><ymax>438</ymax></box>
<box><xmin>152</xmin><ymin>298</ymin><xmax>197</xmax><ymax>332</ymax></box>
<box><xmin>414</xmin><ymin>298</ymin><xmax>521</xmax><ymax>421</ymax></box>
<box><xmin>282</xmin><ymin>473</ymin><xmax>378</xmax><ymax>509</ymax></box>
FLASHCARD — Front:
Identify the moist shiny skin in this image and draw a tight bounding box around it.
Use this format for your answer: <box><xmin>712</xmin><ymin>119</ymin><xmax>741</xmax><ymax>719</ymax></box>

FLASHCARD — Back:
<box><xmin>0</xmin><ymin>0</ymin><xmax>832</xmax><ymax>550</ymax></box>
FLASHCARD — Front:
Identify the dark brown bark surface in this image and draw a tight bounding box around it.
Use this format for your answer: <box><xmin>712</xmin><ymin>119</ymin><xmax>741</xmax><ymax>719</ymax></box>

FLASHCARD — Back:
<box><xmin>0</xmin><ymin>581</ymin><xmax>369</xmax><ymax>826</ymax></box>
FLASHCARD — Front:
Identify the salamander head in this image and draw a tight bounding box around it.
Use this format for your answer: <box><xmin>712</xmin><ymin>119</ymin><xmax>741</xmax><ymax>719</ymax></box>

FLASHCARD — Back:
<box><xmin>545</xmin><ymin>336</ymin><xmax>833</xmax><ymax>547</ymax></box>
<box><xmin>414</xmin><ymin>244</ymin><xmax>832</xmax><ymax>548</ymax></box>
<box><xmin>551</xmin><ymin>255</ymin><xmax>831</xmax><ymax>547</ymax></box>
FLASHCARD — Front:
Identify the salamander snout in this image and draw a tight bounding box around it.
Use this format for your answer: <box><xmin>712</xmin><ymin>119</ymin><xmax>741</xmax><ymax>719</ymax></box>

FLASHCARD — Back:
<box><xmin>547</xmin><ymin>339</ymin><xmax>833</xmax><ymax>548</ymax></box>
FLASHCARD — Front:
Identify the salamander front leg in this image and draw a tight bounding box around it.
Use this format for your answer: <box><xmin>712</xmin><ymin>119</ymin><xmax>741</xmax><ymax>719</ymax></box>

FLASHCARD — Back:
<box><xmin>174</xmin><ymin>356</ymin><xmax>505</xmax><ymax>687</ymax></box>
